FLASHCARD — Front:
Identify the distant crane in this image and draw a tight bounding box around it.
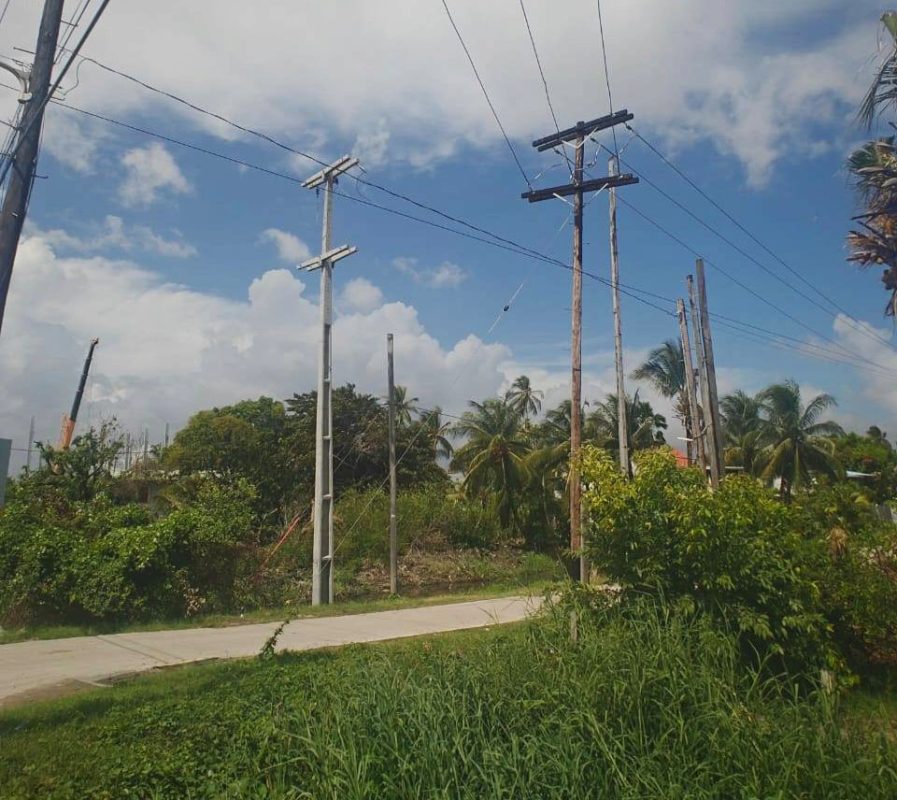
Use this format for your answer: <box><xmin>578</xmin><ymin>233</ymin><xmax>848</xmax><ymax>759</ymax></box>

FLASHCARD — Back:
<box><xmin>57</xmin><ymin>338</ymin><xmax>99</xmax><ymax>450</ymax></box>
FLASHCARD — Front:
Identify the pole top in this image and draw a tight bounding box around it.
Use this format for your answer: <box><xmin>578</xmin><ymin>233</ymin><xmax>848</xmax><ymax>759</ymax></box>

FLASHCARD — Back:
<box><xmin>302</xmin><ymin>155</ymin><xmax>359</xmax><ymax>189</ymax></box>
<box><xmin>299</xmin><ymin>244</ymin><xmax>358</xmax><ymax>271</ymax></box>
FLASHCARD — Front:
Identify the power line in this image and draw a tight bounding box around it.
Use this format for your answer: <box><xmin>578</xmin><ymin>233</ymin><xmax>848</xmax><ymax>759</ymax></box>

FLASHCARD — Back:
<box><xmin>517</xmin><ymin>0</ymin><xmax>572</xmax><ymax>173</ymax></box>
<box><xmin>627</xmin><ymin>124</ymin><xmax>897</xmax><ymax>356</ymax></box>
<box><xmin>614</xmin><ymin>194</ymin><xmax>895</xmax><ymax>374</ymax></box>
<box><xmin>440</xmin><ymin>0</ymin><xmax>532</xmax><ymax>187</ymax></box>
<box><xmin>14</xmin><ymin>85</ymin><xmax>891</xmax><ymax>383</ymax></box>
<box><xmin>0</xmin><ymin>0</ymin><xmax>13</xmax><ymax>31</ymax></box>
<box><xmin>594</xmin><ymin>0</ymin><xmax>618</xmax><ymax>156</ymax></box>
<box><xmin>56</xmin><ymin>0</ymin><xmax>91</xmax><ymax>63</ymax></box>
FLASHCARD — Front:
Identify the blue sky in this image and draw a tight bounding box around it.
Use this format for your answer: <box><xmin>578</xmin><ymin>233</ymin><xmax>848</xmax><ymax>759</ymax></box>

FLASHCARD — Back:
<box><xmin>0</xmin><ymin>0</ymin><xmax>894</xmax><ymax>471</ymax></box>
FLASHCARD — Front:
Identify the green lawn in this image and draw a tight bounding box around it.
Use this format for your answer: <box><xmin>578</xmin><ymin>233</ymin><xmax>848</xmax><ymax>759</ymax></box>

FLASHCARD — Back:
<box><xmin>0</xmin><ymin>578</ymin><xmax>553</xmax><ymax>645</ymax></box>
<box><xmin>2</xmin><ymin>602</ymin><xmax>895</xmax><ymax>799</ymax></box>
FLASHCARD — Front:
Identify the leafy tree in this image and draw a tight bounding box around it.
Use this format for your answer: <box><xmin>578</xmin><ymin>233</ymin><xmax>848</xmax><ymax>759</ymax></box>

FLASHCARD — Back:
<box><xmin>505</xmin><ymin>375</ymin><xmax>543</xmax><ymax>428</ymax></box>
<box><xmin>451</xmin><ymin>399</ymin><xmax>530</xmax><ymax>530</ymax></box>
<box><xmin>755</xmin><ymin>381</ymin><xmax>844</xmax><ymax>499</ymax></box>
<box><xmin>834</xmin><ymin>430</ymin><xmax>897</xmax><ymax>502</ymax></box>
<box><xmin>35</xmin><ymin>421</ymin><xmax>124</xmax><ymax>502</ymax></box>
<box><xmin>422</xmin><ymin>406</ymin><xmax>454</xmax><ymax>460</ymax></box>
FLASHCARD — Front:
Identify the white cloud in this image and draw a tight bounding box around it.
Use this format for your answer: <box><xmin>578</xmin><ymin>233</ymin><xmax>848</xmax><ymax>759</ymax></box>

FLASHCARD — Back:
<box><xmin>340</xmin><ymin>277</ymin><xmax>383</xmax><ymax>312</ymax></box>
<box><xmin>352</xmin><ymin>120</ymin><xmax>390</xmax><ymax>168</ymax></box>
<box><xmin>33</xmin><ymin>216</ymin><xmax>197</xmax><ymax>258</ymax></box>
<box><xmin>0</xmin><ymin>233</ymin><xmax>509</xmax><ymax>471</ymax></box>
<box><xmin>394</xmin><ymin>257</ymin><xmax>467</xmax><ymax>288</ymax></box>
<box><xmin>259</xmin><ymin>227</ymin><xmax>312</xmax><ymax>263</ymax></box>
<box><xmin>118</xmin><ymin>143</ymin><xmax>191</xmax><ymax>207</ymax></box>
<box><xmin>0</xmin><ymin>0</ymin><xmax>875</xmax><ymax>184</ymax></box>
<box><xmin>832</xmin><ymin>314</ymin><xmax>897</xmax><ymax>426</ymax></box>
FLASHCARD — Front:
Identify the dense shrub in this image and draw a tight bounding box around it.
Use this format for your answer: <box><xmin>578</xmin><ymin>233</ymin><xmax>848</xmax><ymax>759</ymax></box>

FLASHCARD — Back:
<box><xmin>0</xmin><ymin>478</ymin><xmax>256</xmax><ymax>625</ymax></box>
<box><xmin>331</xmin><ymin>487</ymin><xmax>505</xmax><ymax>566</ymax></box>
<box><xmin>798</xmin><ymin>484</ymin><xmax>897</xmax><ymax>669</ymax></box>
<box><xmin>582</xmin><ymin>447</ymin><xmax>833</xmax><ymax>672</ymax></box>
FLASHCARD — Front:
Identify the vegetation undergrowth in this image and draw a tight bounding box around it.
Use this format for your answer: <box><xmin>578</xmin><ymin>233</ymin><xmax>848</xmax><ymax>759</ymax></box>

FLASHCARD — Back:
<box><xmin>1</xmin><ymin>597</ymin><xmax>895</xmax><ymax>799</ymax></box>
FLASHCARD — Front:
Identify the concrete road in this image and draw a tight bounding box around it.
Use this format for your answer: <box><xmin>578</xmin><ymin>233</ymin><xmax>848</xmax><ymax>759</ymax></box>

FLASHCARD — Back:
<box><xmin>0</xmin><ymin>595</ymin><xmax>541</xmax><ymax>708</ymax></box>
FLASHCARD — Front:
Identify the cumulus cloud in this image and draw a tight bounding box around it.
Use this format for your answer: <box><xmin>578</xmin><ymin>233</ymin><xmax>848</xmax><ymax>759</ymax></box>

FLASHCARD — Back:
<box><xmin>340</xmin><ymin>277</ymin><xmax>384</xmax><ymax>312</ymax></box>
<box><xmin>118</xmin><ymin>143</ymin><xmax>191</xmax><ymax>207</ymax></box>
<box><xmin>259</xmin><ymin>228</ymin><xmax>312</xmax><ymax>263</ymax></box>
<box><xmin>394</xmin><ymin>257</ymin><xmax>467</xmax><ymax>288</ymax></box>
<box><xmin>0</xmin><ymin>1</ymin><xmax>875</xmax><ymax>183</ymax></box>
<box><xmin>0</xmin><ymin>233</ymin><xmax>509</xmax><ymax>471</ymax></box>
<box><xmin>33</xmin><ymin>215</ymin><xmax>197</xmax><ymax>258</ymax></box>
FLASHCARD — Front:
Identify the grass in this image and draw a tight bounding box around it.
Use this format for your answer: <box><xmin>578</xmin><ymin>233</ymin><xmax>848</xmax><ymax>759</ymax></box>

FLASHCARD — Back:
<box><xmin>1</xmin><ymin>599</ymin><xmax>895</xmax><ymax>799</ymax></box>
<box><xmin>0</xmin><ymin>578</ymin><xmax>552</xmax><ymax>645</ymax></box>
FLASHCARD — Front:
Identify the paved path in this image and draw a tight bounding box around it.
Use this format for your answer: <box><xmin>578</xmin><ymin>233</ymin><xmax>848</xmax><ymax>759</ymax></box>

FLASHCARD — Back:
<box><xmin>0</xmin><ymin>596</ymin><xmax>541</xmax><ymax>708</ymax></box>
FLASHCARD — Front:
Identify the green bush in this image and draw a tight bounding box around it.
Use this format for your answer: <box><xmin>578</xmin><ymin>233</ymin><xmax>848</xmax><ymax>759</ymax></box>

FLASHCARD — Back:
<box><xmin>582</xmin><ymin>447</ymin><xmax>833</xmax><ymax>673</ymax></box>
<box><xmin>0</xmin><ymin>478</ymin><xmax>256</xmax><ymax>625</ymax></box>
<box><xmin>332</xmin><ymin>486</ymin><xmax>504</xmax><ymax>566</ymax></box>
<box><xmin>797</xmin><ymin>484</ymin><xmax>897</xmax><ymax>669</ymax></box>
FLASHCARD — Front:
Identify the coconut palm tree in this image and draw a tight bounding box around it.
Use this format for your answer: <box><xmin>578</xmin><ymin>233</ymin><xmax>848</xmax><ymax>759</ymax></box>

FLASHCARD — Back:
<box><xmin>847</xmin><ymin>139</ymin><xmax>897</xmax><ymax>316</ymax></box>
<box><xmin>755</xmin><ymin>381</ymin><xmax>844</xmax><ymax>500</ymax></box>
<box><xmin>450</xmin><ymin>398</ymin><xmax>530</xmax><ymax>529</ymax></box>
<box><xmin>505</xmin><ymin>375</ymin><xmax>543</xmax><ymax>428</ymax></box>
<box><xmin>393</xmin><ymin>385</ymin><xmax>418</xmax><ymax>428</ymax></box>
<box><xmin>720</xmin><ymin>390</ymin><xmax>765</xmax><ymax>474</ymax></box>
<box><xmin>422</xmin><ymin>406</ymin><xmax>453</xmax><ymax>460</ymax></box>
<box><xmin>859</xmin><ymin>12</ymin><xmax>897</xmax><ymax>127</ymax></box>
<box><xmin>587</xmin><ymin>391</ymin><xmax>667</xmax><ymax>454</ymax></box>
<box><xmin>631</xmin><ymin>340</ymin><xmax>693</xmax><ymax>449</ymax></box>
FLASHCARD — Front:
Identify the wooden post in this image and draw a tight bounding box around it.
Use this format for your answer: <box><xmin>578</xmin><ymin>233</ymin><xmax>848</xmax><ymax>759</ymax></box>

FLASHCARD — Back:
<box><xmin>677</xmin><ymin>299</ymin><xmax>705</xmax><ymax>471</ymax></box>
<box><xmin>608</xmin><ymin>155</ymin><xmax>629</xmax><ymax>476</ymax></box>
<box><xmin>570</xmin><ymin>133</ymin><xmax>585</xmax><ymax>580</ymax></box>
<box><xmin>687</xmin><ymin>273</ymin><xmax>719</xmax><ymax>487</ymax></box>
<box><xmin>387</xmin><ymin>333</ymin><xmax>398</xmax><ymax>595</ymax></box>
<box><xmin>696</xmin><ymin>259</ymin><xmax>725</xmax><ymax>479</ymax></box>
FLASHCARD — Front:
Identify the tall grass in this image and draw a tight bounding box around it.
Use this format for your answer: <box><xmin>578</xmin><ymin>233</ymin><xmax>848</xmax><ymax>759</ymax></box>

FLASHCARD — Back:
<box><xmin>2</xmin><ymin>599</ymin><xmax>895</xmax><ymax>798</ymax></box>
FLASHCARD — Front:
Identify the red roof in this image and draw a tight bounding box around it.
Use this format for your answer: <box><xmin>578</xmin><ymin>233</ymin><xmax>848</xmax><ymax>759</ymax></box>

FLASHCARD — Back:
<box><xmin>670</xmin><ymin>448</ymin><xmax>690</xmax><ymax>468</ymax></box>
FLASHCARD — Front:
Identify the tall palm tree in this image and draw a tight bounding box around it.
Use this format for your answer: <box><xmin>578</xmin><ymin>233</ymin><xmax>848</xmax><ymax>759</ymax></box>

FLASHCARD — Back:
<box><xmin>847</xmin><ymin>139</ymin><xmax>897</xmax><ymax>316</ymax></box>
<box><xmin>423</xmin><ymin>406</ymin><xmax>453</xmax><ymax>460</ymax></box>
<box><xmin>848</xmin><ymin>13</ymin><xmax>897</xmax><ymax>316</ymax></box>
<box><xmin>720</xmin><ymin>390</ymin><xmax>765</xmax><ymax>474</ymax></box>
<box><xmin>450</xmin><ymin>399</ymin><xmax>530</xmax><ymax>529</ymax></box>
<box><xmin>755</xmin><ymin>381</ymin><xmax>844</xmax><ymax>499</ymax></box>
<box><xmin>587</xmin><ymin>391</ymin><xmax>667</xmax><ymax>454</ymax></box>
<box><xmin>859</xmin><ymin>12</ymin><xmax>897</xmax><ymax>127</ymax></box>
<box><xmin>393</xmin><ymin>385</ymin><xmax>418</xmax><ymax>428</ymax></box>
<box><xmin>505</xmin><ymin>375</ymin><xmax>543</xmax><ymax>428</ymax></box>
<box><xmin>631</xmin><ymin>340</ymin><xmax>693</xmax><ymax>449</ymax></box>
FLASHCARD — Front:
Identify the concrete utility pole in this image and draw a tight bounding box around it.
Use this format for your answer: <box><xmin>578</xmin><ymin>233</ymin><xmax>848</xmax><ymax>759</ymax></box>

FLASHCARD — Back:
<box><xmin>300</xmin><ymin>155</ymin><xmax>359</xmax><ymax>606</ymax></box>
<box><xmin>608</xmin><ymin>154</ymin><xmax>629</xmax><ymax>476</ymax></box>
<box><xmin>687</xmin><ymin>273</ymin><xmax>720</xmax><ymax>487</ymax></box>
<box><xmin>523</xmin><ymin>110</ymin><xmax>638</xmax><ymax>581</ymax></box>
<box><xmin>25</xmin><ymin>415</ymin><xmax>34</xmax><ymax>474</ymax></box>
<box><xmin>387</xmin><ymin>334</ymin><xmax>398</xmax><ymax>595</ymax></box>
<box><xmin>677</xmin><ymin>299</ymin><xmax>704</xmax><ymax>470</ymax></box>
<box><xmin>0</xmin><ymin>0</ymin><xmax>65</xmax><ymax>336</ymax></box>
<box><xmin>696</xmin><ymin>259</ymin><xmax>725</xmax><ymax>479</ymax></box>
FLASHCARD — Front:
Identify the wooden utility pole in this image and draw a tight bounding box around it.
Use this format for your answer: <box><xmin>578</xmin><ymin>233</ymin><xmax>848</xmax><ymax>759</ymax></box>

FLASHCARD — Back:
<box><xmin>300</xmin><ymin>155</ymin><xmax>359</xmax><ymax>605</ymax></box>
<box><xmin>687</xmin><ymin>273</ymin><xmax>720</xmax><ymax>486</ymax></box>
<box><xmin>696</xmin><ymin>259</ymin><xmax>725</xmax><ymax>478</ymax></box>
<box><xmin>608</xmin><ymin>154</ymin><xmax>629</xmax><ymax>476</ymax></box>
<box><xmin>386</xmin><ymin>333</ymin><xmax>398</xmax><ymax>595</ymax></box>
<box><xmin>0</xmin><ymin>0</ymin><xmax>64</xmax><ymax>336</ymax></box>
<box><xmin>523</xmin><ymin>110</ymin><xmax>638</xmax><ymax>580</ymax></box>
<box><xmin>676</xmin><ymin>299</ymin><xmax>704</xmax><ymax>470</ymax></box>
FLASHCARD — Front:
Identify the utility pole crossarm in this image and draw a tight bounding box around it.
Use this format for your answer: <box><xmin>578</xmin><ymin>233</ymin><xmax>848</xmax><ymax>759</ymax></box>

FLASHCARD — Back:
<box><xmin>521</xmin><ymin>173</ymin><xmax>638</xmax><ymax>203</ymax></box>
<box><xmin>532</xmin><ymin>110</ymin><xmax>633</xmax><ymax>151</ymax></box>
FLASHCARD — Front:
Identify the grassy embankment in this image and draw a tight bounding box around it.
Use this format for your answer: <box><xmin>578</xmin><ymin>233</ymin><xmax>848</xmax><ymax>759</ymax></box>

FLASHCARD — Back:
<box><xmin>1</xmin><ymin>600</ymin><xmax>895</xmax><ymax>799</ymax></box>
